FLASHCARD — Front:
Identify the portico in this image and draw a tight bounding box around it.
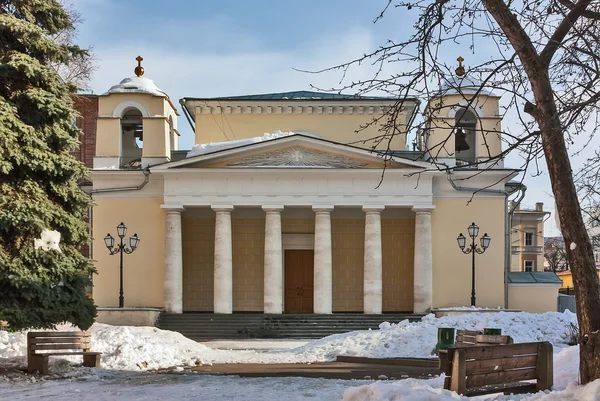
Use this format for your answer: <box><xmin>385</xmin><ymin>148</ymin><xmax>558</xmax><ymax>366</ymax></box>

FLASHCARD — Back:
<box><xmin>155</xmin><ymin>134</ymin><xmax>435</xmax><ymax>315</ymax></box>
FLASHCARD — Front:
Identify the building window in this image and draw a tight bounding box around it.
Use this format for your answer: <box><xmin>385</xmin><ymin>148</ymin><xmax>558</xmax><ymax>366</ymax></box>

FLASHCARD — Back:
<box><xmin>524</xmin><ymin>260</ymin><xmax>534</xmax><ymax>272</ymax></box>
<box><xmin>525</xmin><ymin>232</ymin><xmax>534</xmax><ymax>246</ymax></box>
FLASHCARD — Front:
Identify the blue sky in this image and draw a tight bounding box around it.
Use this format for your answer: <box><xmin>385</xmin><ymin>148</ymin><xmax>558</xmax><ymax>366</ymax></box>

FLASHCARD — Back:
<box><xmin>71</xmin><ymin>0</ymin><xmax>598</xmax><ymax>237</ymax></box>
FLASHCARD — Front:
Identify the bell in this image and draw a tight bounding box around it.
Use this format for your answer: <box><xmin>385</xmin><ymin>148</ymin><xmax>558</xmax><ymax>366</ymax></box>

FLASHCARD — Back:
<box><xmin>455</xmin><ymin>128</ymin><xmax>470</xmax><ymax>152</ymax></box>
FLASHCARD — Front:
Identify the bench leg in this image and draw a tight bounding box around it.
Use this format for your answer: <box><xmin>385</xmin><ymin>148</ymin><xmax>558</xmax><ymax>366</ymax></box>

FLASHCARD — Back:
<box><xmin>28</xmin><ymin>355</ymin><xmax>49</xmax><ymax>375</ymax></box>
<box><xmin>83</xmin><ymin>354</ymin><xmax>100</xmax><ymax>368</ymax></box>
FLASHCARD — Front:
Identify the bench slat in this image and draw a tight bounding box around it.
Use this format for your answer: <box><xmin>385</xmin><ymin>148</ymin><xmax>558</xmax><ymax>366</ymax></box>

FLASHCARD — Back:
<box><xmin>31</xmin><ymin>343</ymin><xmax>91</xmax><ymax>351</ymax></box>
<box><xmin>463</xmin><ymin>343</ymin><xmax>539</xmax><ymax>360</ymax></box>
<box><xmin>466</xmin><ymin>355</ymin><xmax>538</xmax><ymax>375</ymax></box>
<box><xmin>475</xmin><ymin>335</ymin><xmax>513</xmax><ymax>345</ymax></box>
<box><xmin>466</xmin><ymin>382</ymin><xmax>537</xmax><ymax>397</ymax></box>
<box><xmin>33</xmin><ymin>352</ymin><xmax>101</xmax><ymax>356</ymax></box>
<box><xmin>457</xmin><ymin>330</ymin><xmax>481</xmax><ymax>337</ymax></box>
<box><xmin>466</xmin><ymin>367</ymin><xmax>538</xmax><ymax>387</ymax></box>
<box><xmin>30</xmin><ymin>338</ymin><xmax>91</xmax><ymax>344</ymax></box>
<box><xmin>28</xmin><ymin>331</ymin><xmax>90</xmax><ymax>338</ymax></box>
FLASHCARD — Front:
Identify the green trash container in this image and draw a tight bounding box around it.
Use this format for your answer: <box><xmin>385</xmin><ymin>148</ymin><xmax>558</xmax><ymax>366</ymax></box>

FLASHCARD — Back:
<box><xmin>436</xmin><ymin>328</ymin><xmax>456</xmax><ymax>351</ymax></box>
<box><xmin>484</xmin><ymin>328</ymin><xmax>502</xmax><ymax>335</ymax></box>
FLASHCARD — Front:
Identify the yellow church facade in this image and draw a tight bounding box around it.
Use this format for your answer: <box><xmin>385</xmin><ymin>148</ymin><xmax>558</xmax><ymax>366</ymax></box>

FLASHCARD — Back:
<box><xmin>89</xmin><ymin>61</ymin><xmax>560</xmax><ymax>317</ymax></box>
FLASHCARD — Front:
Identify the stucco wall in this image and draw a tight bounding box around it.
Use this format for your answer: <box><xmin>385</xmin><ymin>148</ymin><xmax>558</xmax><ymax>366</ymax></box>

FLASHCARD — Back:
<box><xmin>508</xmin><ymin>286</ymin><xmax>559</xmax><ymax>313</ymax></box>
<box><xmin>92</xmin><ymin>198</ymin><xmax>165</xmax><ymax>307</ymax></box>
<box><xmin>431</xmin><ymin>197</ymin><xmax>506</xmax><ymax>308</ymax></box>
<box><xmin>182</xmin><ymin>218</ymin><xmax>215</xmax><ymax>311</ymax></box>
<box><xmin>194</xmin><ymin>113</ymin><xmax>407</xmax><ymax>151</ymax></box>
<box><xmin>181</xmin><ymin>212</ymin><xmax>416</xmax><ymax>312</ymax></box>
<box><xmin>331</xmin><ymin>219</ymin><xmax>364</xmax><ymax>312</ymax></box>
<box><xmin>232</xmin><ymin>219</ymin><xmax>265</xmax><ymax>311</ymax></box>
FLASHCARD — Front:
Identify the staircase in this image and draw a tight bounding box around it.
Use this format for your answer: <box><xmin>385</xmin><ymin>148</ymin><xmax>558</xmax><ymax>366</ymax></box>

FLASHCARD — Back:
<box><xmin>156</xmin><ymin>313</ymin><xmax>424</xmax><ymax>341</ymax></box>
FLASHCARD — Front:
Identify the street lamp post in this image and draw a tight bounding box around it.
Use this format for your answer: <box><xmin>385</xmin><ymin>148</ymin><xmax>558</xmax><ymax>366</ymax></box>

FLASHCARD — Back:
<box><xmin>456</xmin><ymin>222</ymin><xmax>491</xmax><ymax>307</ymax></box>
<box><xmin>104</xmin><ymin>222</ymin><xmax>140</xmax><ymax>308</ymax></box>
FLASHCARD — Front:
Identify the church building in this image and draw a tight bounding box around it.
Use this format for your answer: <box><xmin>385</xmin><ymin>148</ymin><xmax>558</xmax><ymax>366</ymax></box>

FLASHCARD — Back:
<box><xmin>88</xmin><ymin>57</ymin><xmax>560</xmax><ymax>322</ymax></box>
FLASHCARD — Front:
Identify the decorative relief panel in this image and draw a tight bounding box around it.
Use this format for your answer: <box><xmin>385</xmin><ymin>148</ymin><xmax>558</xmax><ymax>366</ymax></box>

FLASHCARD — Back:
<box><xmin>228</xmin><ymin>147</ymin><xmax>368</xmax><ymax>168</ymax></box>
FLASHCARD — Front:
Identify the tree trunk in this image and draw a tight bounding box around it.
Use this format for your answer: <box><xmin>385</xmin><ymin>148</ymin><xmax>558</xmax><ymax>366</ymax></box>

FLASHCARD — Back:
<box><xmin>538</xmin><ymin>106</ymin><xmax>600</xmax><ymax>385</ymax></box>
<box><xmin>482</xmin><ymin>0</ymin><xmax>600</xmax><ymax>384</ymax></box>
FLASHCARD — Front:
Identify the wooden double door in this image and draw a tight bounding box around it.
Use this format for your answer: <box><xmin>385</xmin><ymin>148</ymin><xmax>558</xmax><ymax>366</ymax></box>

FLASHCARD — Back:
<box><xmin>284</xmin><ymin>250</ymin><xmax>314</xmax><ymax>313</ymax></box>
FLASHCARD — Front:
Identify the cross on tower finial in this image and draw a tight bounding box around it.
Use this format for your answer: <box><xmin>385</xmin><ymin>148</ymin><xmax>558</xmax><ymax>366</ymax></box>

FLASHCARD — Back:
<box><xmin>455</xmin><ymin>56</ymin><xmax>465</xmax><ymax>77</ymax></box>
<box><xmin>134</xmin><ymin>56</ymin><xmax>144</xmax><ymax>77</ymax></box>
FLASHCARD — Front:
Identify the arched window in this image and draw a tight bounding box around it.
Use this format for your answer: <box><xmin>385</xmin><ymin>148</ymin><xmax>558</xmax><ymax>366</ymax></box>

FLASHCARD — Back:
<box><xmin>454</xmin><ymin>107</ymin><xmax>477</xmax><ymax>164</ymax></box>
<box><xmin>120</xmin><ymin>108</ymin><xmax>143</xmax><ymax>168</ymax></box>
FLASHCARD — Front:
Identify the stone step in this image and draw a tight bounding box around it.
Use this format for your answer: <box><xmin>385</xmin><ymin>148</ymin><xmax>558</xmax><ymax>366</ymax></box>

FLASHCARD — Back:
<box><xmin>156</xmin><ymin>313</ymin><xmax>424</xmax><ymax>340</ymax></box>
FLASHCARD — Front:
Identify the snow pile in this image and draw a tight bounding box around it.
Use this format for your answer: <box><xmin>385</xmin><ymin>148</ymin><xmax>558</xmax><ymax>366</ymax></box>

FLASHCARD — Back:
<box><xmin>0</xmin><ymin>311</ymin><xmax>579</xmax><ymax>371</ymax></box>
<box><xmin>291</xmin><ymin>310</ymin><xmax>577</xmax><ymax>361</ymax></box>
<box><xmin>342</xmin><ymin>378</ymin><xmax>600</xmax><ymax>401</ymax></box>
<box><xmin>90</xmin><ymin>324</ymin><xmax>221</xmax><ymax>370</ymax></box>
<box><xmin>186</xmin><ymin>130</ymin><xmax>296</xmax><ymax>158</ymax></box>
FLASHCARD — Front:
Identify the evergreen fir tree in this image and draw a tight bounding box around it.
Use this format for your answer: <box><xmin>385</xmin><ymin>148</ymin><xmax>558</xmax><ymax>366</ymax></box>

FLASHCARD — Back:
<box><xmin>0</xmin><ymin>0</ymin><xmax>96</xmax><ymax>330</ymax></box>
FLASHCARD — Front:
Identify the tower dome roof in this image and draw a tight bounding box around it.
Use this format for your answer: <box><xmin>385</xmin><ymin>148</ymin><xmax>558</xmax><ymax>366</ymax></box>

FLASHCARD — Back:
<box><xmin>102</xmin><ymin>76</ymin><xmax>169</xmax><ymax>98</ymax></box>
<box><xmin>439</xmin><ymin>75</ymin><xmax>494</xmax><ymax>96</ymax></box>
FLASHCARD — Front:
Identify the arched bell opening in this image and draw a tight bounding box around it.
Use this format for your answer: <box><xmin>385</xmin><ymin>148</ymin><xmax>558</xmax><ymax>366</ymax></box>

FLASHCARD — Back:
<box><xmin>120</xmin><ymin>108</ymin><xmax>143</xmax><ymax>168</ymax></box>
<box><xmin>454</xmin><ymin>107</ymin><xmax>477</xmax><ymax>164</ymax></box>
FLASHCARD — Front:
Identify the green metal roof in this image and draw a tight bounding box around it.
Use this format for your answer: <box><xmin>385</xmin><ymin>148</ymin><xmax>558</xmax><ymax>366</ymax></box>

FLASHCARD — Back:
<box><xmin>507</xmin><ymin>272</ymin><xmax>563</xmax><ymax>284</ymax></box>
<box><xmin>188</xmin><ymin>90</ymin><xmax>401</xmax><ymax>101</ymax></box>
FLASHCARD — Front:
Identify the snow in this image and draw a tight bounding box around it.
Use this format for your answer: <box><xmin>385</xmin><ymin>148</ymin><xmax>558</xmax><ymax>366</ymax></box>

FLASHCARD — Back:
<box><xmin>34</xmin><ymin>229</ymin><xmax>61</xmax><ymax>252</ymax></box>
<box><xmin>0</xmin><ymin>310</ymin><xmax>593</xmax><ymax>400</ymax></box>
<box><xmin>186</xmin><ymin>130</ymin><xmax>321</xmax><ymax>158</ymax></box>
<box><xmin>103</xmin><ymin>76</ymin><xmax>169</xmax><ymax>98</ymax></box>
<box><xmin>570</xmin><ymin>242</ymin><xmax>577</xmax><ymax>250</ymax></box>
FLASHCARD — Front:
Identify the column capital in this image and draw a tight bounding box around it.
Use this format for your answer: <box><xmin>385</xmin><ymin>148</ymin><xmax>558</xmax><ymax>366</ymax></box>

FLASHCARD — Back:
<box><xmin>312</xmin><ymin>205</ymin><xmax>334</xmax><ymax>212</ymax></box>
<box><xmin>161</xmin><ymin>204</ymin><xmax>185</xmax><ymax>213</ymax></box>
<box><xmin>363</xmin><ymin>206</ymin><xmax>385</xmax><ymax>213</ymax></box>
<box><xmin>212</xmin><ymin>206</ymin><xmax>234</xmax><ymax>212</ymax></box>
<box><xmin>412</xmin><ymin>205</ymin><xmax>435</xmax><ymax>213</ymax></box>
<box><xmin>262</xmin><ymin>205</ymin><xmax>284</xmax><ymax>212</ymax></box>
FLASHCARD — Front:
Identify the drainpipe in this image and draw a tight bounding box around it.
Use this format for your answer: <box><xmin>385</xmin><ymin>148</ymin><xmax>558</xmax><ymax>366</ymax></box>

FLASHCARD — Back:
<box><xmin>90</xmin><ymin>168</ymin><xmax>150</xmax><ymax>195</ymax></box>
<box><xmin>446</xmin><ymin>171</ymin><xmax>526</xmax><ymax>309</ymax></box>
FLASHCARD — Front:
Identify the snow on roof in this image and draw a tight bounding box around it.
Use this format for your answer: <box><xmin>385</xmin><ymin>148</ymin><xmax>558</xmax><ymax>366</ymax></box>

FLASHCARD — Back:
<box><xmin>439</xmin><ymin>74</ymin><xmax>495</xmax><ymax>96</ymax></box>
<box><xmin>103</xmin><ymin>76</ymin><xmax>169</xmax><ymax>98</ymax></box>
<box><xmin>186</xmin><ymin>130</ymin><xmax>321</xmax><ymax>158</ymax></box>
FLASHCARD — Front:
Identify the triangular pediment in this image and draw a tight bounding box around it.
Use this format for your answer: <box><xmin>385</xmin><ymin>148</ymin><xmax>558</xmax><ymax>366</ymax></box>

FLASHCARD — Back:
<box><xmin>227</xmin><ymin>146</ymin><xmax>368</xmax><ymax>168</ymax></box>
<box><xmin>153</xmin><ymin>134</ymin><xmax>432</xmax><ymax>170</ymax></box>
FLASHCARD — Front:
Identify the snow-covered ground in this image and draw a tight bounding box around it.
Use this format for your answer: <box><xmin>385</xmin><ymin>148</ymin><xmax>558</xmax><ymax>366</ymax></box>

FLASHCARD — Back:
<box><xmin>1</xmin><ymin>310</ymin><xmax>595</xmax><ymax>400</ymax></box>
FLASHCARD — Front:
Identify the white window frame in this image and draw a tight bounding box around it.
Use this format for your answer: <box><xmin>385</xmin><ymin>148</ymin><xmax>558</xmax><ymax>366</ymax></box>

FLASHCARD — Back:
<box><xmin>524</xmin><ymin>260</ymin><xmax>534</xmax><ymax>272</ymax></box>
<box><xmin>525</xmin><ymin>232</ymin><xmax>534</xmax><ymax>246</ymax></box>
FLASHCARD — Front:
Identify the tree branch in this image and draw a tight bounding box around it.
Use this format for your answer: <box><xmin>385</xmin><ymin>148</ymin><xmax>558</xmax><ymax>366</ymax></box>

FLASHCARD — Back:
<box><xmin>540</xmin><ymin>0</ymin><xmax>593</xmax><ymax>67</ymax></box>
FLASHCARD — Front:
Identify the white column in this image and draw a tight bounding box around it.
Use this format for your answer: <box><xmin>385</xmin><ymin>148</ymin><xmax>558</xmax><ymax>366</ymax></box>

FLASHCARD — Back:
<box><xmin>213</xmin><ymin>207</ymin><xmax>233</xmax><ymax>314</ymax></box>
<box><xmin>313</xmin><ymin>207</ymin><xmax>333</xmax><ymax>314</ymax></box>
<box><xmin>163</xmin><ymin>207</ymin><xmax>184</xmax><ymax>313</ymax></box>
<box><xmin>413</xmin><ymin>206</ymin><xmax>434</xmax><ymax>313</ymax></box>
<box><xmin>363</xmin><ymin>207</ymin><xmax>383</xmax><ymax>314</ymax></box>
<box><xmin>263</xmin><ymin>206</ymin><xmax>283</xmax><ymax>314</ymax></box>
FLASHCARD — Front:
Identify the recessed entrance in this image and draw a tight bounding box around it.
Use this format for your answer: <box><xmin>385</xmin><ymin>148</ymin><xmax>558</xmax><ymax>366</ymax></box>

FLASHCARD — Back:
<box><xmin>284</xmin><ymin>250</ymin><xmax>314</xmax><ymax>313</ymax></box>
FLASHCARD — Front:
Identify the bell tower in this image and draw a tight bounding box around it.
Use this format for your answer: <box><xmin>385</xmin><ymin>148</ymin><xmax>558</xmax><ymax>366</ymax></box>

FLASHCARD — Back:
<box><xmin>94</xmin><ymin>56</ymin><xmax>179</xmax><ymax>169</ymax></box>
<box><xmin>420</xmin><ymin>57</ymin><xmax>503</xmax><ymax>168</ymax></box>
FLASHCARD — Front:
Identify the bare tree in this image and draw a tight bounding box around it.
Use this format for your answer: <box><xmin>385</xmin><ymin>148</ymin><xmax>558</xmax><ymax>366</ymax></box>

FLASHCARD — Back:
<box><xmin>544</xmin><ymin>237</ymin><xmax>569</xmax><ymax>272</ymax></box>
<box><xmin>49</xmin><ymin>0</ymin><xmax>97</xmax><ymax>90</ymax></box>
<box><xmin>313</xmin><ymin>0</ymin><xmax>600</xmax><ymax>383</ymax></box>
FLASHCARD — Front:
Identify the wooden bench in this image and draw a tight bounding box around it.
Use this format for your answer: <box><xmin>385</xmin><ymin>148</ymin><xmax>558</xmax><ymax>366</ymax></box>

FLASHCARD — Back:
<box><xmin>438</xmin><ymin>330</ymin><xmax>514</xmax><ymax>368</ymax></box>
<box><xmin>27</xmin><ymin>331</ymin><xmax>101</xmax><ymax>375</ymax></box>
<box><xmin>443</xmin><ymin>341</ymin><xmax>553</xmax><ymax>396</ymax></box>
